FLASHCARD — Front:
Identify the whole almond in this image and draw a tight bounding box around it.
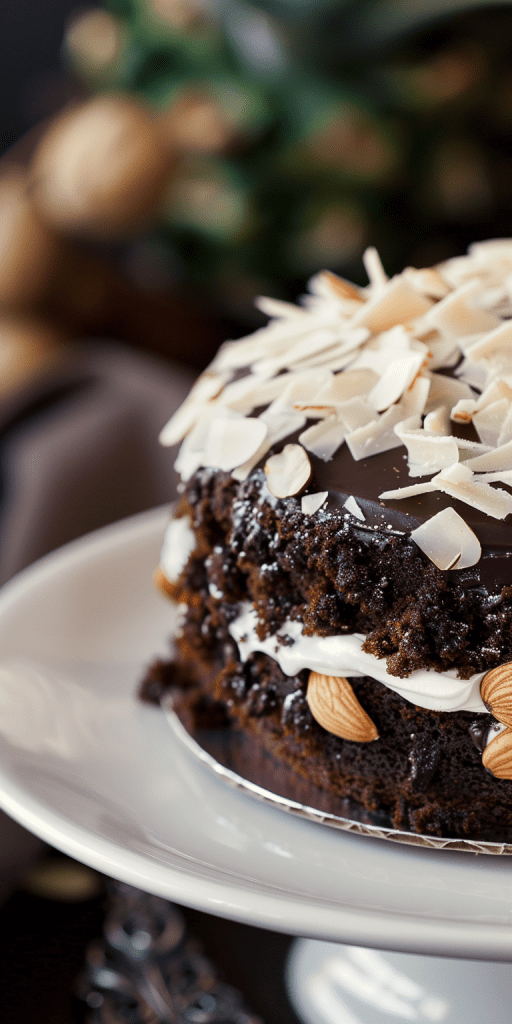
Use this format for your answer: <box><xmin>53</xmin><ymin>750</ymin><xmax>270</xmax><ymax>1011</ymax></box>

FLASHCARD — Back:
<box><xmin>480</xmin><ymin>663</ymin><xmax>512</xmax><ymax>727</ymax></box>
<box><xmin>482</xmin><ymin>727</ymin><xmax>512</xmax><ymax>779</ymax></box>
<box><xmin>307</xmin><ymin>671</ymin><xmax>378</xmax><ymax>743</ymax></box>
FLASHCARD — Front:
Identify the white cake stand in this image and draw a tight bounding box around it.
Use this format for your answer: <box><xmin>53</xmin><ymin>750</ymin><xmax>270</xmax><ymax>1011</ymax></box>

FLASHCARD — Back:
<box><xmin>0</xmin><ymin>508</ymin><xmax>510</xmax><ymax>1023</ymax></box>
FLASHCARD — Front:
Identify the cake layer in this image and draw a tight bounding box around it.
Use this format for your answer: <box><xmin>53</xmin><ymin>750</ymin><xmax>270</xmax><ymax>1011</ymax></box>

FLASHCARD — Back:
<box><xmin>174</xmin><ymin>468</ymin><xmax>512</xmax><ymax>680</ymax></box>
<box><xmin>142</xmin><ymin>647</ymin><xmax>512</xmax><ymax>843</ymax></box>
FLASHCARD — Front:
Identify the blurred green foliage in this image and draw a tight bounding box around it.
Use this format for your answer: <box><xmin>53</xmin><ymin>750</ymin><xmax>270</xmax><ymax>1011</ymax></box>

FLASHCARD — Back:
<box><xmin>67</xmin><ymin>0</ymin><xmax>512</xmax><ymax>313</ymax></box>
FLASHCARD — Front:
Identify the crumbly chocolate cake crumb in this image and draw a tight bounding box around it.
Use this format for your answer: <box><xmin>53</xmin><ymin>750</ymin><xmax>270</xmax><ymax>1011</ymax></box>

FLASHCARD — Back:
<box><xmin>177</xmin><ymin>468</ymin><xmax>512</xmax><ymax>679</ymax></box>
<box><xmin>139</xmin><ymin>658</ymin><xmax>195</xmax><ymax>705</ymax></box>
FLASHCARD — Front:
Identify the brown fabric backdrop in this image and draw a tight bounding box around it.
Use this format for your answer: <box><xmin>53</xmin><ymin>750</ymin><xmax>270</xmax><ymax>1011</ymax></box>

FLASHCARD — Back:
<box><xmin>0</xmin><ymin>339</ymin><xmax>193</xmax><ymax>895</ymax></box>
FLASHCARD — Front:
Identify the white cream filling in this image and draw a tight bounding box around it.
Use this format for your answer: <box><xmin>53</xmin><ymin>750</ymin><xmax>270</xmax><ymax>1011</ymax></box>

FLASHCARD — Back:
<box><xmin>230</xmin><ymin>603</ymin><xmax>487</xmax><ymax>714</ymax></box>
<box><xmin>160</xmin><ymin>520</ymin><xmax>493</xmax><ymax>721</ymax></box>
<box><xmin>160</xmin><ymin>516</ymin><xmax>195</xmax><ymax>584</ymax></box>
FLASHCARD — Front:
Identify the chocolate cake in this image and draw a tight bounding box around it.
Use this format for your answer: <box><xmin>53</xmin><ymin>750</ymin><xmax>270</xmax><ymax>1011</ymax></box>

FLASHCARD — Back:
<box><xmin>144</xmin><ymin>241</ymin><xmax>512</xmax><ymax>843</ymax></box>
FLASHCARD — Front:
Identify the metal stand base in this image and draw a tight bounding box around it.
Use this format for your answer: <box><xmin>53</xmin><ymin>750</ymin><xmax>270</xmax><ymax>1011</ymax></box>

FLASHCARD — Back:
<box><xmin>78</xmin><ymin>882</ymin><xmax>262</xmax><ymax>1024</ymax></box>
<box><xmin>287</xmin><ymin>939</ymin><xmax>512</xmax><ymax>1024</ymax></box>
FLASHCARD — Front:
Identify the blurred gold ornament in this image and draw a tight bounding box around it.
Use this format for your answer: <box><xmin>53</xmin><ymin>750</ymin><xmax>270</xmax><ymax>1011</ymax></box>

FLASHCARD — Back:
<box><xmin>64</xmin><ymin>8</ymin><xmax>127</xmax><ymax>76</ymax></box>
<box><xmin>159</xmin><ymin>91</ymin><xmax>238</xmax><ymax>153</ymax></box>
<box><xmin>145</xmin><ymin>0</ymin><xmax>207</xmax><ymax>32</ymax></box>
<box><xmin>304</xmin><ymin>107</ymin><xmax>398</xmax><ymax>181</ymax></box>
<box><xmin>166</xmin><ymin>161</ymin><xmax>250</xmax><ymax>240</ymax></box>
<box><xmin>431</xmin><ymin>140</ymin><xmax>491</xmax><ymax>218</ymax></box>
<box><xmin>0</xmin><ymin>168</ymin><xmax>63</xmax><ymax>310</ymax></box>
<box><xmin>289</xmin><ymin>203</ymin><xmax>367</xmax><ymax>272</ymax></box>
<box><xmin>31</xmin><ymin>95</ymin><xmax>175</xmax><ymax>238</ymax></box>
<box><xmin>387</xmin><ymin>43</ymin><xmax>486</xmax><ymax>109</ymax></box>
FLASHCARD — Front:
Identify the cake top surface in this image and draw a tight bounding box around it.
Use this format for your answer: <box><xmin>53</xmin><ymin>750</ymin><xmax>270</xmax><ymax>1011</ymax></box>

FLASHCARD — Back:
<box><xmin>161</xmin><ymin>240</ymin><xmax>512</xmax><ymax>575</ymax></box>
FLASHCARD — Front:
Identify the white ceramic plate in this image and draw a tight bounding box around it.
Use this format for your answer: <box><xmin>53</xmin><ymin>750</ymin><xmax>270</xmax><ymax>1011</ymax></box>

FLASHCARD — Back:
<box><xmin>0</xmin><ymin>507</ymin><xmax>511</xmax><ymax>960</ymax></box>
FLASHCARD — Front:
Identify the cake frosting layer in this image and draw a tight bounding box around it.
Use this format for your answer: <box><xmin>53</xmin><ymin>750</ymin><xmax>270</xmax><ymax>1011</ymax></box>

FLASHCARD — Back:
<box><xmin>229</xmin><ymin>603</ymin><xmax>486</xmax><ymax>713</ymax></box>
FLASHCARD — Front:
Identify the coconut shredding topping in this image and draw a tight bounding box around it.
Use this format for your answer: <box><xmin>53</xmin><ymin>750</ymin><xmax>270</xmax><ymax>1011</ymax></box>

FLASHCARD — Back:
<box><xmin>161</xmin><ymin>240</ymin><xmax>512</xmax><ymax>570</ymax></box>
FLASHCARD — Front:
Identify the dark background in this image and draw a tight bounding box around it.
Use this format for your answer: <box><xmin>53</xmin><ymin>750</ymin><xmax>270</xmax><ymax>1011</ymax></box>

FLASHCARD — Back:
<box><xmin>0</xmin><ymin>2</ymin><xmax>79</xmax><ymax>153</ymax></box>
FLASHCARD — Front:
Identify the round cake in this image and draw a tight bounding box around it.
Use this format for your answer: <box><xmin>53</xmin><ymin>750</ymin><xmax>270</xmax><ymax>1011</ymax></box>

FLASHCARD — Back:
<box><xmin>143</xmin><ymin>241</ymin><xmax>512</xmax><ymax>844</ymax></box>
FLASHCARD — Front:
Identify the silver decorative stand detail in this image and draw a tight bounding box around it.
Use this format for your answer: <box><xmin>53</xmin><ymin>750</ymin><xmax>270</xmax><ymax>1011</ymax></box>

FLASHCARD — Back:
<box><xmin>78</xmin><ymin>882</ymin><xmax>263</xmax><ymax>1024</ymax></box>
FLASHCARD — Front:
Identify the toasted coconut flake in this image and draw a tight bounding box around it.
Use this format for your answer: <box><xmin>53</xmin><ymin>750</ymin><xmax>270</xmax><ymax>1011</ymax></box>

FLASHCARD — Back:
<box><xmin>454</xmin><ymin>439</ymin><xmax>492</xmax><ymax>463</ymax></box>
<box><xmin>425</xmin><ymin>335</ymin><xmax>460</xmax><ymax>370</ymax></box>
<box><xmin>294</xmin><ymin>404</ymin><xmax>334</xmax><ymax>420</ymax></box>
<box><xmin>264</xmin><ymin>443</ymin><xmax>311</xmax><ymax>498</ymax></box>
<box><xmin>368</xmin><ymin>351</ymin><xmax>427</xmax><ymax>411</ymax></box>
<box><xmin>252</xmin><ymin>327</ymin><xmax>341</xmax><ymax>377</ymax></box>
<box><xmin>349</xmin><ymin>275</ymin><xmax>433</xmax><ymax>334</ymax></box>
<box><xmin>261</xmin><ymin>404</ymin><xmax>307</xmax><ymax>441</ymax></box>
<box><xmin>417</xmin><ymin>280</ymin><xmax>500</xmax><ymax>340</ymax></box>
<box><xmin>231</xmin><ymin>407</ymin><xmax>306</xmax><ymax>482</ymax></box>
<box><xmin>254</xmin><ymin>296</ymin><xmax>306</xmax><ymax>319</ymax></box>
<box><xmin>174</xmin><ymin>406</ymin><xmax>221</xmax><ymax>480</ymax></box>
<box><xmin>301</xmin><ymin>491</ymin><xmax>328</xmax><ymax>515</ymax></box>
<box><xmin>362</xmin><ymin>246</ymin><xmax>388</xmax><ymax>289</ymax></box>
<box><xmin>336</xmin><ymin>397</ymin><xmax>377</xmax><ymax>432</ymax></box>
<box><xmin>299</xmin><ymin>414</ymin><xmax>345</xmax><ymax>461</ymax></box>
<box><xmin>380</xmin><ymin>481</ymin><xmax>437</xmax><ymax>500</ymax></box>
<box><xmin>343</xmin><ymin>495</ymin><xmax>365</xmax><ymax>520</ymax></box>
<box><xmin>401</xmin><ymin>375</ymin><xmax>431</xmax><ymax>418</ymax></box>
<box><xmin>426</xmin><ymin>373</ymin><xmax>475</xmax><ymax>414</ymax></box>
<box><xmin>433</xmin><ymin>463</ymin><xmax>512</xmax><ymax>519</ymax></box>
<box><xmin>169</xmin><ymin>243</ymin><xmax>512</xmax><ymax>511</ymax></box>
<box><xmin>455</xmin><ymin>356</ymin><xmax>488</xmax><ymax>391</ymax></box>
<box><xmin>477</xmin><ymin>379</ymin><xmax>512</xmax><ymax>410</ymax></box>
<box><xmin>306</xmin><ymin>271</ymin><xmax>363</xmax><ymax>308</ymax></box>
<box><xmin>204</xmin><ymin>416</ymin><xmax>267</xmax><ymax>472</ymax></box>
<box><xmin>317</xmin><ymin>270</ymin><xmax>364</xmax><ymax>303</ymax></box>
<box><xmin>159</xmin><ymin>399</ymin><xmax>204</xmax><ymax>448</ymax></box>
<box><xmin>464</xmin><ymin>439</ymin><xmax>512</xmax><ymax>472</ymax></box>
<box><xmin>286</xmin><ymin>345</ymin><xmax>359</xmax><ymax>375</ymax></box>
<box><xmin>316</xmin><ymin>368</ymin><xmax>378</xmax><ymax>404</ymax></box>
<box><xmin>451</xmin><ymin>398</ymin><xmax>478</xmax><ymax>423</ymax></box>
<box><xmin>403</xmin><ymin>266</ymin><xmax>450</xmax><ymax>299</ymax></box>
<box><xmin>473</xmin><ymin>470</ymin><xmax>512</xmax><ymax>485</ymax></box>
<box><xmin>395</xmin><ymin>420</ymin><xmax>459</xmax><ymax>477</ymax></box>
<box><xmin>464</xmin><ymin>319</ymin><xmax>512</xmax><ymax>362</ymax></box>
<box><xmin>473</xmin><ymin>399</ymin><xmax>511</xmax><ymax>447</ymax></box>
<box><xmin>213</xmin><ymin>315</ymin><xmax>327</xmax><ymax>374</ymax></box>
<box><xmin>346</xmin><ymin>405</ymin><xmax>404</xmax><ymax>461</ymax></box>
<box><xmin>159</xmin><ymin>372</ymin><xmax>227</xmax><ymax>446</ymax></box>
<box><xmin>498</xmin><ymin>405</ymin><xmax>512</xmax><ymax>446</ymax></box>
<box><xmin>218</xmin><ymin>373</ymin><xmax>287</xmax><ymax>413</ymax></box>
<box><xmin>411</xmin><ymin>507</ymin><xmax>481</xmax><ymax>570</ymax></box>
<box><xmin>278</xmin><ymin>368</ymin><xmax>334</xmax><ymax>410</ymax></box>
<box><xmin>423</xmin><ymin>405</ymin><xmax>450</xmax><ymax>435</ymax></box>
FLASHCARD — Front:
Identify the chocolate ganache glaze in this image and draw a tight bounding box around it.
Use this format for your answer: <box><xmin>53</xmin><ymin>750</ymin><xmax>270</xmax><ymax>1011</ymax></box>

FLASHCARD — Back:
<box><xmin>312</xmin><ymin>440</ymin><xmax>512</xmax><ymax>594</ymax></box>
